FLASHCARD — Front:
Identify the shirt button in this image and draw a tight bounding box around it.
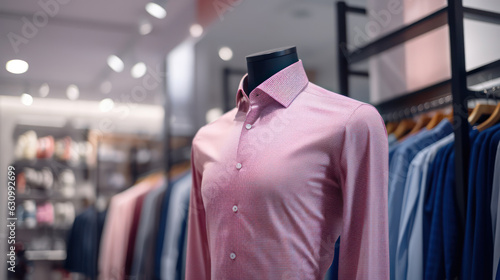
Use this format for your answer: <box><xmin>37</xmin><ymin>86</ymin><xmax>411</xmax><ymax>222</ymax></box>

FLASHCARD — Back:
<box><xmin>230</xmin><ymin>252</ymin><xmax>236</xmax><ymax>260</ymax></box>
<box><xmin>236</xmin><ymin>163</ymin><xmax>242</xmax><ymax>170</ymax></box>
<box><xmin>232</xmin><ymin>205</ymin><xmax>238</xmax><ymax>212</ymax></box>
<box><xmin>245</xmin><ymin>124</ymin><xmax>252</xmax><ymax>130</ymax></box>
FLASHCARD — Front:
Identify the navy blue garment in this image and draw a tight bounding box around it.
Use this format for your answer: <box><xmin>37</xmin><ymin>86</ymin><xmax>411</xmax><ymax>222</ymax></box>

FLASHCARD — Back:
<box><xmin>177</xmin><ymin>205</ymin><xmax>189</xmax><ymax>279</ymax></box>
<box><xmin>442</xmin><ymin>130</ymin><xmax>479</xmax><ymax>279</ymax></box>
<box><xmin>423</xmin><ymin>141</ymin><xmax>448</xmax><ymax>269</ymax></box>
<box><xmin>65</xmin><ymin>206</ymin><xmax>107</xmax><ymax>279</ymax></box>
<box><xmin>332</xmin><ymin>237</ymin><xmax>340</xmax><ymax>280</ymax></box>
<box><xmin>424</xmin><ymin>142</ymin><xmax>453</xmax><ymax>279</ymax></box>
<box><xmin>153</xmin><ymin>171</ymin><xmax>190</xmax><ymax>279</ymax></box>
<box><xmin>462</xmin><ymin>124</ymin><xmax>500</xmax><ymax>280</ymax></box>
<box><xmin>497</xmin><ymin>257</ymin><xmax>500</xmax><ymax>280</ymax></box>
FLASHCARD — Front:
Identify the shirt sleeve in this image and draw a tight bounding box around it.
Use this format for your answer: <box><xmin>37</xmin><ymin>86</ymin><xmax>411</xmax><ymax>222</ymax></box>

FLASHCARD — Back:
<box><xmin>338</xmin><ymin>104</ymin><xmax>390</xmax><ymax>280</ymax></box>
<box><xmin>186</xmin><ymin>144</ymin><xmax>211</xmax><ymax>280</ymax></box>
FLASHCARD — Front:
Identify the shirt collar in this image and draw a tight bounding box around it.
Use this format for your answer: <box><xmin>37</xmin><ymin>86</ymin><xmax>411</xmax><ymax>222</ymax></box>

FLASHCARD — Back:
<box><xmin>236</xmin><ymin>60</ymin><xmax>309</xmax><ymax>109</ymax></box>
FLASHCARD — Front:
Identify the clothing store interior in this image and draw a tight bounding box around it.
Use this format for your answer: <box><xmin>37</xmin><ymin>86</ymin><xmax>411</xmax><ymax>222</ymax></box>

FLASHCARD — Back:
<box><xmin>1</xmin><ymin>0</ymin><xmax>500</xmax><ymax>279</ymax></box>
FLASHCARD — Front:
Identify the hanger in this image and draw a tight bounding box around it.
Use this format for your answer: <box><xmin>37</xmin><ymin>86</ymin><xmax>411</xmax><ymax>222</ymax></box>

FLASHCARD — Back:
<box><xmin>426</xmin><ymin>112</ymin><xmax>445</xmax><ymax>130</ymax></box>
<box><xmin>444</xmin><ymin>110</ymin><xmax>453</xmax><ymax>123</ymax></box>
<box><xmin>468</xmin><ymin>104</ymin><xmax>496</xmax><ymax>125</ymax></box>
<box><xmin>386</xmin><ymin>122</ymin><xmax>398</xmax><ymax>134</ymax></box>
<box><xmin>136</xmin><ymin>169</ymin><xmax>165</xmax><ymax>185</ymax></box>
<box><xmin>477</xmin><ymin>103</ymin><xmax>500</xmax><ymax>131</ymax></box>
<box><xmin>408</xmin><ymin>115</ymin><xmax>431</xmax><ymax>135</ymax></box>
<box><xmin>394</xmin><ymin>119</ymin><xmax>416</xmax><ymax>140</ymax></box>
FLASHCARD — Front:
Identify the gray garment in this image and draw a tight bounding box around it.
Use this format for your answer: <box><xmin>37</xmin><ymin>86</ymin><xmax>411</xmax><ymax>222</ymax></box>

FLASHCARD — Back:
<box><xmin>492</xmin><ymin>141</ymin><xmax>500</xmax><ymax>279</ymax></box>
<box><xmin>161</xmin><ymin>173</ymin><xmax>191</xmax><ymax>280</ymax></box>
<box><xmin>131</xmin><ymin>183</ymin><xmax>166</xmax><ymax>278</ymax></box>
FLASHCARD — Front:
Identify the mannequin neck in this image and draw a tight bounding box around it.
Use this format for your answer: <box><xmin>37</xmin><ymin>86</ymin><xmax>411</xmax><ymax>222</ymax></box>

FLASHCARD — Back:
<box><xmin>245</xmin><ymin>47</ymin><xmax>299</xmax><ymax>94</ymax></box>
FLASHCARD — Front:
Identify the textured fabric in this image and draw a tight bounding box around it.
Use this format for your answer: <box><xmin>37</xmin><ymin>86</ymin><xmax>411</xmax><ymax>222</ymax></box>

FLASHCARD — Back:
<box><xmin>462</xmin><ymin>124</ymin><xmax>500</xmax><ymax>280</ymax></box>
<box><xmin>493</xmin><ymin>141</ymin><xmax>500</xmax><ymax>279</ymax></box>
<box><xmin>400</xmin><ymin>133</ymin><xmax>454</xmax><ymax>280</ymax></box>
<box><xmin>65</xmin><ymin>207</ymin><xmax>106</xmax><ymax>278</ymax></box>
<box><xmin>186</xmin><ymin>60</ymin><xmax>389</xmax><ymax>280</ymax></box>
<box><xmin>99</xmin><ymin>180</ymin><xmax>162</xmax><ymax>280</ymax></box>
<box><xmin>154</xmin><ymin>181</ymin><xmax>175</xmax><ymax>280</ymax></box>
<box><xmin>389</xmin><ymin>120</ymin><xmax>453</xmax><ymax>279</ymax></box>
<box><xmin>424</xmin><ymin>142</ymin><xmax>453</xmax><ymax>279</ymax></box>
<box><xmin>388</xmin><ymin>133</ymin><xmax>397</xmax><ymax>146</ymax></box>
<box><xmin>130</xmin><ymin>183</ymin><xmax>166</xmax><ymax>279</ymax></box>
<box><xmin>161</xmin><ymin>172</ymin><xmax>191</xmax><ymax>280</ymax></box>
<box><xmin>155</xmin><ymin>171</ymin><xmax>191</xmax><ymax>279</ymax></box>
<box><xmin>441</xmin><ymin>129</ymin><xmax>478</xmax><ymax>279</ymax></box>
<box><xmin>125</xmin><ymin>193</ymin><xmax>146</xmax><ymax>277</ymax></box>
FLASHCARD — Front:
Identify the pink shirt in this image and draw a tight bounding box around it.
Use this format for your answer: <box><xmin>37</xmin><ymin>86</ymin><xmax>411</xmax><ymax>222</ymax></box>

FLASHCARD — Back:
<box><xmin>187</xmin><ymin>60</ymin><xmax>389</xmax><ymax>280</ymax></box>
<box><xmin>99</xmin><ymin>178</ymin><xmax>163</xmax><ymax>280</ymax></box>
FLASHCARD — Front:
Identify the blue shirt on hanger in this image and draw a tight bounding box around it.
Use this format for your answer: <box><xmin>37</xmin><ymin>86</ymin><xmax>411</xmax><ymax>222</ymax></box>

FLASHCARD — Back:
<box><xmin>389</xmin><ymin>120</ymin><xmax>453</xmax><ymax>279</ymax></box>
<box><xmin>441</xmin><ymin>130</ymin><xmax>479</xmax><ymax>280</ymax></box>
<box><xmin>404</xmin><ymin>134</ymin><xmax>455</xmax><ymax>280</ymax></box>
<box><xmin>462</xmin><ymin>123</ymin><xmax>500</xmax><ymax>280</ymax></box>
<box><xmin>425</xmin><ymin>142</ymin><xmax>454</xmax><ymax>279</ymax></box>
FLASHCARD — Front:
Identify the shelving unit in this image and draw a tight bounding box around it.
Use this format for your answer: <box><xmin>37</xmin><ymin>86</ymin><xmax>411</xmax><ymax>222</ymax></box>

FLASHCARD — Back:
<box><xmin>336</xmin><ymin>0</ymin><xmax>500</xmax><ymax>227</ymax></box>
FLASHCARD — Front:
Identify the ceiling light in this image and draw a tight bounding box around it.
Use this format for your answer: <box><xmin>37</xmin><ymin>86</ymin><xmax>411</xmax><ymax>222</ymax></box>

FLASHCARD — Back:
<box><xmin>39</xmin><ymin>83</ymin><xmax>49</xmax><ymax>97</ymax></box>
<box><xmin>131</xmin><ymin>62</ymin><xmax>147</xmax><ymax>78</ymax></box>
<box><xmin>66</xmin><ymin>84</ymin><xmax>79</xmax><ymax>100</ymax></box>
<box><xmin>146</xmin><ymin>2</ymin><xmax>166</xmax><ymax>19</ymax></box>
<box><xmin>100</xmin><ymin>80</ymin><xmax>112</xmax><ymax>94</ymax></box>
<box><xmin>21</xmin><ymin>93</ymin><xmax>33</xmax><ymax>106</ymax></box>
<box><xmin>190</xmin><ymin>24</ymin><xmax>203</xmax><ymax>38</ymax></box>
<box><xmin>99</xmin><ymin>98</ymin><xmax>114</xmax><ymax>112</ymax></box>
<box><xmin>6</xmin><ymin>59</ymin><xmax>29</xmax><ymax>74</ymax></box>
<box><xmin>139</xmin><ymin>19</ymin><xmax>153</xmax><ymax>35</ymax></box>
<box><xmin>107</xmin><ymin>55</ymin><xmax>124</xmax><ymax>73</ymax></box>
<box><xmin>218</xmin><ymin>47</ymin><xmax>233</xmax><ymax>61</ymax></box>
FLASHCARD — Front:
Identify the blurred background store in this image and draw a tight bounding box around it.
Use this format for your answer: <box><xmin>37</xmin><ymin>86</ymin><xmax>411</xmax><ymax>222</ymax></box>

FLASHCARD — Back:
<box><xmin>1</xmin><ymin>0</ymin><xmax>500</xmax><ymax>279</ymax></box>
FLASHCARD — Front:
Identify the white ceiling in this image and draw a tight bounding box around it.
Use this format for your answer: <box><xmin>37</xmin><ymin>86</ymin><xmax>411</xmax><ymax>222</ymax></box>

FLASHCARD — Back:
<box><xmin>0</xmin><ymin>0</ymin><xmax>197</xmax><ymax>104</ymax></box>
<box><xmin>0</xmin><ymin>0</ymin><xmax>367</xmax><ymax>104</ymax></box>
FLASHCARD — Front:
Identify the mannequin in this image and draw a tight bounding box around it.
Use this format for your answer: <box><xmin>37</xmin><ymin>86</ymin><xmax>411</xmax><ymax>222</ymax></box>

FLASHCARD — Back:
<box><xmin>245</xmin><ymin>46</ymin><xmax>299</xmax><ymax>94</ymax></box>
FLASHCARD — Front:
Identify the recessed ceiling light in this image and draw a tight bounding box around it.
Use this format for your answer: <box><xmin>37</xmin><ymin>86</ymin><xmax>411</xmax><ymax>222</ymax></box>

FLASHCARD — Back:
<box><xmin>66</xmin><ymin>84</ymin><xmax>79</xmax><ymax>100</ymax></box>
<box><xmin>100</xmin><ymin>80</ymin><xmax>112</xmax><ymax>94</ymax></box>
<box><xmin>218</xmin><ymin>47</ymin><xmax>233</xmax><ymax>61</ymax></box>
<box><xmin>39</xmin><ymin>83</ymin><xmax>49</xmax><ymax>97</ymax></box>
<box><xmin>131</xmin><ymin>62</ymin><xmax>147</xmax><ymax>78</ymax></box>
<box><xmin>6</xmin><ymin>59</ymin><xmax>29</xmax><ymax>74</ymax></box>
<box><xmin>139</xmin><ymin>19</ymin><xmax>153</xmax><ymax>35</ymax></box>
<box><xmin>21</xmin><ymin>93</ymin><xmax>33</xmax><ymax>106</ymax></box>
<box><xmin>107</xmin><ymin>55</ymin><xmax>124</xmax><ymax>73</ymax></box>
<box><xmin>190</xmin><ymin>24</ymin><xmax>203</xmax><ymax>38</ymax></box>
<box><xmin>99</xmin><ymin>98</ymin><xmax>114</xmax><ymax>112</ymax></box>
<box><xmin>146</xmin><ymin>2</ymin><xmax>166</xmax><ymax>19</ymax></box>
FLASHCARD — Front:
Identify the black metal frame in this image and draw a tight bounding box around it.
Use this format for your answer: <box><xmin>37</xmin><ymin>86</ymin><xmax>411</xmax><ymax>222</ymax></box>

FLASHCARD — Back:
<box><xmin>337</xmin><ymin>0</ymin><xmax>500</xmax><ymax>224</ymax></box>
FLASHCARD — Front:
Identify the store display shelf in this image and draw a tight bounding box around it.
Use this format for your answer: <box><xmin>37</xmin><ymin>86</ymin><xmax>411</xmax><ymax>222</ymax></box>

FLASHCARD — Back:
<box><xmin>346</xmin><ymin>6</ymin><xmax>500</xmax><ymax>64</ymax></box>
<box><xmin>16</xmin><ymin>193</ymin><xmax>82</xmax><ymax>202</ymax></box>
<box><xmin>25</xmin><ymin>250</ymin><xmax>66</xmax><ymax>261</ymax></box>
<box><xmin>348</xmin><ymin>7</ymin><xmax>448</xmax><ymax>64</ymax></box>
<box><xmin>376</xmin><ymin>59</ymin><xmax>500</xmax><ymax>119</ymax></box>
<box><xmin>12</xmin><ymin>158</ymin><xmax>89</xmax><ymax>170</ymax></box>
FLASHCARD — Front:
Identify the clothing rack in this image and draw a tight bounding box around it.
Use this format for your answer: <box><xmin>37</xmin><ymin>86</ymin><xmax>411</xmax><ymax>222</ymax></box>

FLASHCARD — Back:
<box><xmin>336</xmin><ymin>0</ymin><xmax>500</xmax><ymax>225</ymax></box>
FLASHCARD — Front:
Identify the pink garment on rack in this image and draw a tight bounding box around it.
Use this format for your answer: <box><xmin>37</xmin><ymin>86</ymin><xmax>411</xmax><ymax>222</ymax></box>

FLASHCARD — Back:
<box><xmin>36</xmin><ymin>202</ymin><xmax>54</xmax><ymax>225</ymax></box>
<box><xmin>98</xmin><ymin>178</ymin><xmax>163</xmax><ymax>280</ymax></box>
<box><xmin>186</xmin><ymin>60</ymin><xmax>389</xmax><ymax>280</ymax></box>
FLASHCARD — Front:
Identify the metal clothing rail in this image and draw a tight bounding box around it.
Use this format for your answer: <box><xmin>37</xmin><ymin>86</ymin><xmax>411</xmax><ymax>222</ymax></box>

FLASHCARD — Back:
<box><xmin>336</xmin><ymin>0</ymin><xmax>500</xmax><ymax>228</ymax></box>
